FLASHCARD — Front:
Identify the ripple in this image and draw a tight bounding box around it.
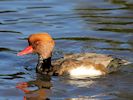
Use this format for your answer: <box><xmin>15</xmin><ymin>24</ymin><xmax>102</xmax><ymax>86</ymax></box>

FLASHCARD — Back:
<box><xmin>97</xmin><ymin>21</ymin><xmax>133</xmax><ymax>25</ymax></box>
<box><xmin>0</xmin><ymin>72</ymin><xmax>25</xmax><ymax>80</ymax></box>
<box><xmin>75</xmin><ymin>7</ymin><xmax>123</xmax><ymax>11</ymax></box>
<box><xmin>0</xmin><ymin>47</ymin><xmax>13</xmax><ymax>52</ymax></box>
<box><xmin>98</xmin><ymin>28</ymin><xmax>133</xmax><ymax>33</ymax></box>
<box><xmin>26</xmin><ymin>6</ymin><xmax>51</xmax><ymax>9</ymax></box>
<box><xmin>0</xmin><ymin>10</ymin><xmax>16</xmax><ymax>14</ymax></box>
<box><xmin>0</xmin><ymin>30</ymin><xmax>21</xmax><ymax>34</ymax></box>
<box><xmin>55</xmin><ymin>37</ymin><xmax>126</xmax><ymax>44</ymax></box>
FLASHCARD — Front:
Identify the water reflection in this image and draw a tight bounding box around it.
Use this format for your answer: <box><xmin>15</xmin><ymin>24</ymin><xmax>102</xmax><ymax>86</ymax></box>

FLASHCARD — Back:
<box><xmin>16</xmin><ymin>74</ymin><xmax>52</xmax><ymax>100</ymax></box>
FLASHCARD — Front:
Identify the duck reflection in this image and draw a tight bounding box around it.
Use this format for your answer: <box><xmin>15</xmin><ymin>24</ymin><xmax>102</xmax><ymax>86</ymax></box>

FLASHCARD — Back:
<box><xmin>16</xmin><ymin>74</ymin><xmax>52</xmax><ymax>100</ymax></box>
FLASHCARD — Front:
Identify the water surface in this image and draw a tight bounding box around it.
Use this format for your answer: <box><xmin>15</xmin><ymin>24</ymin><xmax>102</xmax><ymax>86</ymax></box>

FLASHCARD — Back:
<box><xmin>0</xmin><ymin>0</ymin><xmax>133</xmax><ymax>99</ymax></box>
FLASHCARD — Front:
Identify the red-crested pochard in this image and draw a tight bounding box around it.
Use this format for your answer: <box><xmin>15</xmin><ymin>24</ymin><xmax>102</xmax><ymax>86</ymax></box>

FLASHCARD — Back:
<box><xmin>17</xmin><ymin>33</ymin><xmax>130</xmax><ymax>78</ymax></box>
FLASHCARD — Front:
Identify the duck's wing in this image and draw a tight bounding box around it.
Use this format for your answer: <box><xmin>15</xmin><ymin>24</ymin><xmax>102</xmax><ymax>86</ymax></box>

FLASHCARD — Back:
<box><xmin>63</xmin><ymin>53</ymin><xmax>113</xmax><ymax>67</ymax></box>
<box><xmin>64</xmin><ymin>53</ymin><xmax>130</xmax><ymax>73</ymax></box>
<box><xmin>52</xmin><ymin>53</ymin><xmax>130</xmax><ymax>75</ymax></box>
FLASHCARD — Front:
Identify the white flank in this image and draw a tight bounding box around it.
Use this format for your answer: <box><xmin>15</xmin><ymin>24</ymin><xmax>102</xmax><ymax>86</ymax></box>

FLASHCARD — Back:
<box><xmin>69</xmin><ymin>65</ymin><xmax>102</xmax><ymax>78</ymax></box>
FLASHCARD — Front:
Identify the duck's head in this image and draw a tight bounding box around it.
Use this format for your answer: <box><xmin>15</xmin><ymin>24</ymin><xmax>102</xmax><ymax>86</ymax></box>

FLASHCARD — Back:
<box><xmin>17</xmin><ymin>33</ymin><xmax>55</xmax><ymax>74</ymax></box>
<box><xmin>17</xmin><ymin>33</ymin><xmax>55</xmax><ymax>59</ymax></box>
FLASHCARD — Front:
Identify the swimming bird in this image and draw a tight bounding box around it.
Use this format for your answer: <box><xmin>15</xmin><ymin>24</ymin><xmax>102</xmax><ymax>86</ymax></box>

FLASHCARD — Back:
<box><xmin>17</xmin><ymin>33</ymin><xmax>130</xmax><ymax>78</ymax></box>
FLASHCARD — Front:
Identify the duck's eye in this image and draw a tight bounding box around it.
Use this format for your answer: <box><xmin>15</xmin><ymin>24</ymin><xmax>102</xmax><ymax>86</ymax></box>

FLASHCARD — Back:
<box><xmin>34</xmin><ymin>41</ymin><xmax>40</xmax><ymax>45</ymax></box>
<box><xmin>32</xmin><ymin>41</ymin><xmax>41</xmax><ymax>48</ymax></box>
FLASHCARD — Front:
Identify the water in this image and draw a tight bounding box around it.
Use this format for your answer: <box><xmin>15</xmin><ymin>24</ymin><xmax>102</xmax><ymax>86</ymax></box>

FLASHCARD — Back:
<box><xmin>0</xmin><ymin>0</ymin><xmax>133</xmax><ymax>99</ymax></box>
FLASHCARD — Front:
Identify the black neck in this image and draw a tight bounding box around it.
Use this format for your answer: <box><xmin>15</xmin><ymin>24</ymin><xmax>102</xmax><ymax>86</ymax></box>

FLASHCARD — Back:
<box><xmin>36</xmin><ymin>56</ymin><xmax>52</xmax><ymax>74</ymax></box>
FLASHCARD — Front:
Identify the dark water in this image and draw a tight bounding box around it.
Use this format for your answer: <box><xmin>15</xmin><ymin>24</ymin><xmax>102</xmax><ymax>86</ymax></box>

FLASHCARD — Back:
<box><xmin>0</xmin><ymin>0</ymin><xmax>133</xmax><ymax>99</ymax></box>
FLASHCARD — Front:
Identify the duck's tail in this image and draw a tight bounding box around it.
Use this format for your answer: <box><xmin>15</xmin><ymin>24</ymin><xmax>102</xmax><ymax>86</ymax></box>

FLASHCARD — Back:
<box><xmin>107</xmin><ymin>58</ymin><xmax>131</xmax><ymax>73</ymax></box>
<box><xmin>120</xmin><ymin>59</ymin><xmax>132</xmax><ymax>65</ymax></box>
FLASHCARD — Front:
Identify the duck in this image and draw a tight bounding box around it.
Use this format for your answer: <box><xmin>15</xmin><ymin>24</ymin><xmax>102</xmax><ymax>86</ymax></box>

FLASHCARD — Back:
<box><xmin>17</xmin><ymin>32</ymin><xmax>130</xmax><ymax>78</ymax></box>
